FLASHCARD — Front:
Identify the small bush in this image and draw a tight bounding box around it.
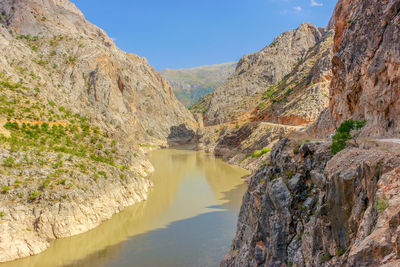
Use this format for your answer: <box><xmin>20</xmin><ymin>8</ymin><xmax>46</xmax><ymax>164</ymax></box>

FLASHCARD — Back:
<box><xmin>98</xmin><ymin>171</ymin><xmax>107</xmax><ymax>179</ymax></box>
<box><xmin>1</xmin><ymin>185</ymin><xmax>10</xmax><ymax>193</ymax></box>
<box><xmin>320</xmin><ymin>253</ymin><xmax>332</xmax><ymax>263</ymax></box>
<box><xmin>331</xmin><ymin>119</ymin><xmax>366</xmax><ymax>154</ymax></box>
<box><xmin>252</xmin><ymin>147</ymin><xmax>272</xmax><ymax>158</ymax></box>
<box><xmin>3</xmin><ymin>156</ymin><xmax>14</xmax><ymax>167</ymax></box>
<box><xmin>57</xmin><ymin>179</ymin><xmax>66</xmax><ymax>185</ymax></box>
<box><xmin>337</xmin><ymin>248</ymin><xmax>345</xmax><ymax>257</ymax></box>
<box><xmin>29</xmin><ymin>191</ymin><xmax>41</xmax><ymax>200</ymax></box>
<box><xmin>4</xmin><ymin>122</ymin><xmax>19</xmax><ymax>130</ymax></box>
<box><xmin>293</xmin><ymin>144</ymin><xmax>301</xmax><ymax>154</ymax></box>
<box><xmin>375</xmin><ymin>196</ymin><xmax>389</xmax><ymax>213</ymax></box>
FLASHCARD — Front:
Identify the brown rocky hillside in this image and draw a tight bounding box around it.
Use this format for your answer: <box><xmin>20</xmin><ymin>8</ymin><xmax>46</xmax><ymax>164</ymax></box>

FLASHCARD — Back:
<box><xmin>203</xmin><ymin>23</ymin><xmax>332</xmax><ymax>127</ymax></box>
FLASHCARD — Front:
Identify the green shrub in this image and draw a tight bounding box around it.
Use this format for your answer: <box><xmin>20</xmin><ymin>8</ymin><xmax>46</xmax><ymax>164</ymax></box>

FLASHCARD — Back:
<box><xmin>4</xmin><ymin>122</ymin><xmax>19</xmax><ymax>130</ymax></box>
<box><xmin>293</xmin><ymin>144</ymin><xmax>301</xmax><ymax>154</ymax></box>
<box><xmin>285</xmin><ymin>88</ymin><xmax>293</xmax><ymax>96</ymax></box>
<box><xmin>29</xmin><ymin>191</ymin><xmax>41</xmax><ymax>200</ymax></box>
<box><xmin>0</xmin><ymin>211</ymin><xmax>4</xmax><ymax>218</ymax></box>
<box><xmin>57</xmin><ymin>179</ymin><xmax>66</xmax><ymax>185</ymax></box>
<box><xmin>98</xmin><ymin>171</ymin><xmax>107</xmax><ymax>179</ymax></box>
<box><xmin>331</xmin><ymin>119</ymin><xmax>366</xmax><ymax>154</ymax></box>
<box><xmin>320</xmin><ymin>253</ymin><xmax>332</xmax><ymax>263</ymax></box>
<box><xmin>3</xmin><ymin>156</ymin><xmax>14</xmax><ymax>167</ymax></box>
<box><xmin>375</xmin><ymin>196</ymin><xmax>389</xmax><ymax>213</ymax></box>
<box><xmin>337</xmin><ymin>248</ymin><xmax>345</xmax><ymax>257</ymax></box>
<box><xmin>1</xmin><ymin>185</ymin><xmax>10</xmax><ymax>193</ymax></box>
<box><xmin>42</xmin><ymin>179</ymin><xmax>50</xmax><ymax>188</ymax></box>
<box><xmin>252</xmin><ymin>147</ymin><xmax>272</xmax><ymax>158</ymax></box>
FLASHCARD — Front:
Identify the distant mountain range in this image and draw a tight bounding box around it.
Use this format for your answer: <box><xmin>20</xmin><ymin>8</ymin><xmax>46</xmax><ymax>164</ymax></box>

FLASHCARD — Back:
<box><xmin>160</xmin><ymin>62</ymin><xmax>237</xmax><ymax>107</ymax></box>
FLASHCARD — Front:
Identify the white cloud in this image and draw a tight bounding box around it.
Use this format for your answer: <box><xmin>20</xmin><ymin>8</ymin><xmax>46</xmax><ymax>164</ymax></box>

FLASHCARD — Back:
<box><xmin>311</xmin><ymin>0</ymin><xmax>323</xmax><ymax>7</ymax></box>
<box><xmin>293</xmin><ymin>6</ymin><xmax>302</xmax><ymax>12</ymax></box>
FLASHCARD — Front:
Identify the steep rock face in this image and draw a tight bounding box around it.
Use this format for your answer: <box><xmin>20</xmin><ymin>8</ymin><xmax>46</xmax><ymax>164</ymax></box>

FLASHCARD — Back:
<box><xmin>204</xmin><ymin>23</ymin><xmax>329</xmax><ymax>126</ymax></box>
<box><xmin>0</xmin><ymin>0</ymin><xmax>196</xmax><ymax>262</ymax></box>
<box><xmin>196</xmin><ymin>23</ymin><xmax>333</xmax><ymax>172</ymax></box>
<box><xmin>160</xmin><ymin>62</ymin><xmax>237</xmax><ymax>107</ymax></box>
<box><xmin>222</xmin><ymin>139</ymin><xmax>400</xmax><ymax>267</ymax></box>
<box><xmin>0</xmin><ymin>0</ymin><xmax>196</xmax><ymax>145</ymax></box>
<box><xmin>329</xmin><ymin>0</ymin><xmax>400</xmax><ymax>136</ymax></box>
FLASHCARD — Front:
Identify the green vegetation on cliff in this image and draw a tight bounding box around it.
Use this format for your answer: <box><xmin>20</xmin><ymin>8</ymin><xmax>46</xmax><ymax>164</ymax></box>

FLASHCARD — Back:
<box><xmin>331</xmin><ymin>119</ymin><xmax>366</xmax><ymax>154</ymax></box>
<box><xmin>0</xmin><ymin>75</ymin><xmax>136</xmax><ymax>202</ymax></box>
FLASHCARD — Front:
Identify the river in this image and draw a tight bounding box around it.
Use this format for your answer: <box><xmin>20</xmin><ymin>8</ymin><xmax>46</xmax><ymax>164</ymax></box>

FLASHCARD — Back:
<box><xmin>2</xmin><ymin>148</ymin><xmax>249</xmax><ymax>267</ymax></box>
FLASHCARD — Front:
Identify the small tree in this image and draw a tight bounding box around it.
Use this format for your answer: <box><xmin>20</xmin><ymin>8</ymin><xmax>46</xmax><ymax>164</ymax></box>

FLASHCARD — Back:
<box><xmin>331</xmin><ymin>119</ymin><xmax>366</xmax><ymax>154</ymax></box>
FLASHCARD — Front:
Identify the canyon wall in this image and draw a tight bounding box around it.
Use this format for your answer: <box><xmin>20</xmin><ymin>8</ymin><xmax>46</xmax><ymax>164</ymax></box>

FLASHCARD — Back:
<box><xmin>0</xmin><ymin>0</ymin><xmax>196</xmax><ymax>262</ymax></box>
<box><xmin>204</xmin><ymin>23</ymin><xmax>331</xmax><ymax>126</ymax></box>
<box><xmin>221</xmin><ymin>0</ymin><xmax>400</xmax><ymax>266</ymax></box>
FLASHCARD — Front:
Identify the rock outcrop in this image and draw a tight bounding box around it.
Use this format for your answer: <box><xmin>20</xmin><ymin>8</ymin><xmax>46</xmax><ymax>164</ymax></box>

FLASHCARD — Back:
<box><xmin>221</xmin><ymin>139</ymin><xmax>400</xmax><ymax>267</ymax></box>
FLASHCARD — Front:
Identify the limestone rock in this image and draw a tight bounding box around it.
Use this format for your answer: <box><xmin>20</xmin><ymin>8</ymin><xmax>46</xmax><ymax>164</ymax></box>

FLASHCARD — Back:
<box><xmin>0</xmin><ymin>0</ymin><xmax>197</xmax><ymax>263</ymax></box>
<box><xmin>204</xmin><ymin>23</ymin><xmax>332</xmax><ymax>126</ymax></box>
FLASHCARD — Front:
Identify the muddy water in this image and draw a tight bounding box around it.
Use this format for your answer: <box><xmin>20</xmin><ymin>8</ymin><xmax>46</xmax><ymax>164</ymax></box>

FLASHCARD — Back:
<box><xmin>3</xmin><ymin>149</ymin><xmax>249</xmax><ymax>267</ymax></box>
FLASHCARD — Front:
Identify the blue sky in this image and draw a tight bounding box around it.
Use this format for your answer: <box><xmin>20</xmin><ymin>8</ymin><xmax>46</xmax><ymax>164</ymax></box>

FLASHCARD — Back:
<box><xmin>71</xmin><ymin>0</ymin><xmax>336</xmax><ymax>70</ymax></box>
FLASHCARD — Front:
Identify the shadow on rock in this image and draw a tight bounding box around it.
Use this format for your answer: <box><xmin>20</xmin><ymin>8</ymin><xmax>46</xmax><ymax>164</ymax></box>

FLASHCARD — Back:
<box><xmin>167</xmin><ymin>124</ymin><xmax>196</xmax><ymax>146</ymax></box>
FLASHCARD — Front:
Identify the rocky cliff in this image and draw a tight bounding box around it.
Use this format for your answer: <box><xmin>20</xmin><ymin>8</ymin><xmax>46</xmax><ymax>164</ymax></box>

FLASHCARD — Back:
<box><xmin>0</xmin><ymin>0</ymin><xmax>196</xmax><ymax>145</ymax></box>
<box><xmin>203</xmin><ymin>23</ymin><xmax>331</xmax><ymax>126</ymax></box>
<box><xmin>0</xmin><ymin>0</ymin><xmax>196</xmax><ymax>263</ymax></box>
<box><xmin>221</xmin><ymin>0</ymin><xmax>400</xmax><ymax>266</ymax></box>
<box><xmin>195</xmin><ymin>22</ymin><xmax>333</xmax><ymax>172</ymax></box>
<box><xmin>160</xmin><ymin>62</ymin><xmax>237</xmax><ymax>107</ymax></box>
<box><xmin>222</xmin><ymin>139</ymin><xmax>400</xmax><ymax>267</ymax></box>
<box><xmin>329</xmin><ymin>0</ymin><xmax>400</xmax><ymax>136</ymax></box>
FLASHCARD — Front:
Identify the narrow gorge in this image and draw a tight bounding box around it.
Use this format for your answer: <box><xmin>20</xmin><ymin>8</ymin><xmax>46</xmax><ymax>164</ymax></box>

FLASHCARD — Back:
<box><xmin>0</xmin><ymin>0</ymin><xmax>399</xmax><ymax>266</ymax></box>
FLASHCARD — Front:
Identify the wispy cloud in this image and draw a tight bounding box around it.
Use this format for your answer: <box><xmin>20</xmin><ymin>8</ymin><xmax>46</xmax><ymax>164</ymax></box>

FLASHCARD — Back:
<box><xmin>310</xmin><ymin>0</ymin><xmax>323</xmax><ymax>7</ymax></box>
<box><xmin>293</xmin><ymin>6</ymin><xmax>302</xmax><ymax>12</ymax></box>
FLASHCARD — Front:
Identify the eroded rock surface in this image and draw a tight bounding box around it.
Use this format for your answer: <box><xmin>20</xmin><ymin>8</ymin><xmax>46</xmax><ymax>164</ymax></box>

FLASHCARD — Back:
<box><xmin>204</xmin><ymin>23</ymin><xmax>331</xmax><ymax>126</ymax></box>
<box><xmin>329</xmin><ymin>0</ymin><xmax>400</xmax><ymax>136</ymax></box>
<box><xmin>222</xmin><ymin>139</ymin><xmax>400</xmax><ymax>267</ymax></box>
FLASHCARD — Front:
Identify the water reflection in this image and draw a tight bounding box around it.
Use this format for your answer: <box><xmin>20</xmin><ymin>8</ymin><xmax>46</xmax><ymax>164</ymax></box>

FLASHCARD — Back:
<box><xmin>2</xmin><ymin>149</ymin><xmax>249</xmax><ymax>267</ymax></box>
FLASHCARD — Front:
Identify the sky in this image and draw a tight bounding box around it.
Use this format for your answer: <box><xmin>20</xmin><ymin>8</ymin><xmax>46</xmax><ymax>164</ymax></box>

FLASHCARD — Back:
<box><xmin>71</xmin><ymin>0</ymin><xmax>336</xmax><ymax>70</ymax></box>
